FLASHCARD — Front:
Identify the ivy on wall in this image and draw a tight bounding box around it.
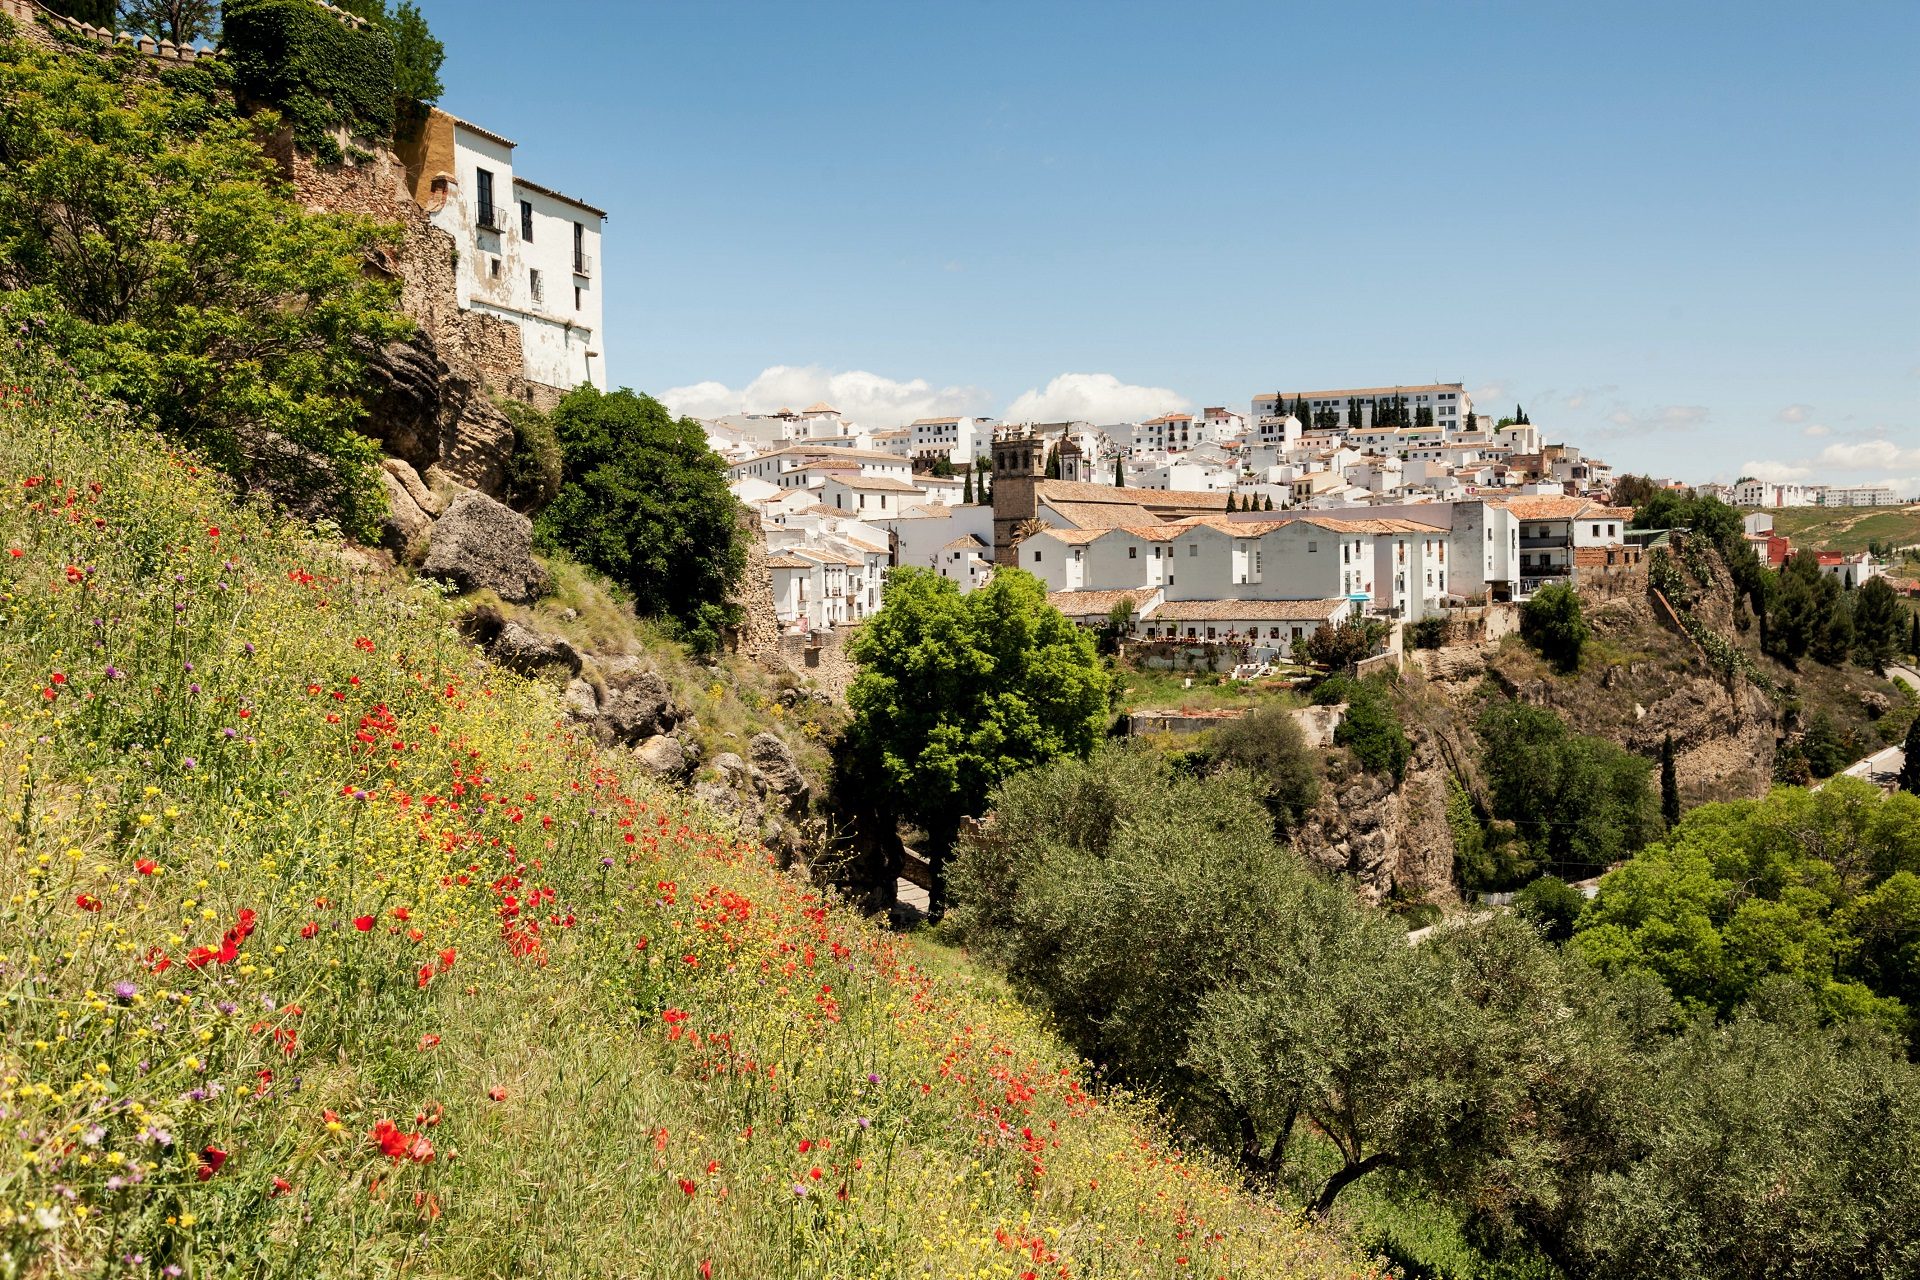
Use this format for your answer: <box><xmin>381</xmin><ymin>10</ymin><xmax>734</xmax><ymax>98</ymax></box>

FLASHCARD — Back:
<box><xmin>223</xmin><ymin>0</ymin><xmax>394</xmax><ymax>159</ymax></box>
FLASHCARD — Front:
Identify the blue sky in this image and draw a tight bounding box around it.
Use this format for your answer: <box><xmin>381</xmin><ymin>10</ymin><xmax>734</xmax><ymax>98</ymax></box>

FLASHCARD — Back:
<box><xmin>429</xmin><ymin>0</ymin><xmax>1920</xmax><ymax>492</ymax></box>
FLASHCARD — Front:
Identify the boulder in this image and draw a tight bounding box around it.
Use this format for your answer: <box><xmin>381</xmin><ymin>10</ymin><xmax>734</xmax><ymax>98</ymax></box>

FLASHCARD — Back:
<box><xmin>711</xmin><ymin>752</ymin><xmax>748</xmax><ymax>788</ymax></box>
<box><xmin>561</xmin><ymin>678</ymin><xmax>600</xmax><ymax>720</ymax></box>
<box><xmin>594</xmin><ymin>670</ymin><xmax>677</xmax><ymax>745</ymax></box>
<box><xmin>489</xmin><ymin>621</ymin><xmax>581</xmax><ymax>675</ymax></box>
<box><xmin>377</xmin><ymin>467</ymin><xmax>433</xmax><ymax>557</ymax></box>
<box><xmin>422</xmin><ymin>491</ymin><xmax>544</xmax><ymax>603</ymax></box>
<box><xmin>749</xmin><ymin>732</ymin><xmax>808</xmax><ymax>803</ymax></box>
<box><xmin>635</xmin><ymin>733</ymin><xmax>688</xmax><ymax>779</ymax></box>
<box><xmin>381</xmin><ymin>456</ymin><xmax>443</xmax><ymax>516</ymax></box>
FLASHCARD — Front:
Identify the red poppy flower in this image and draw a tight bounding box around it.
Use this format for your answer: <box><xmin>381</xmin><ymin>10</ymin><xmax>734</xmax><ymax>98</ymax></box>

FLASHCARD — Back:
<box><xmin>135</xmin><ymin>859</ymin><xmax>157</xmax><ymax>876</ymax></box>
<box><xmin>186</xmin><ymin>946</ymin><xmax>219</xmax><ymax>969</ymax></box>
<box><xmin>196</xmin><ymin>1146</ymin><xmax>228</xmax><ymax>1181</ymax></box>
<box><xmin>371</xmin><ymin>1120</ymin><xmax>411</xmax><ymax>1160</ymax></box>
<box><xmin>353</xmin><ymin>915</ymin><xmax>375</xmax><ymax>932</ymax></box>
<box><xmin>418</xmin><ymin>1034</ymin><xmax>441</xmax><ymax>1050</ymax></box>
<box><xmin>299</xmin><ymin>921</ymin><xmax>319</xmax><ymax>939</ymax></box>
<box><xmin>677</xmin><ymin>1178</ymin><xmax>697</xmax><ymax>1197</ymax></box>
<box><xmin>74</xmin><ymin>894</ymin><xmax>101</xmax><ymax>912</ymax></box>
<box><xmin>487</xmin><ymin>1086</ymin><xmax>508</xmax><ymax>1102</ymax></box>
<box><xmin>269</xmin><ymin>1176</ymin><xmax>292</xmax><ymax>1198</ymax></box>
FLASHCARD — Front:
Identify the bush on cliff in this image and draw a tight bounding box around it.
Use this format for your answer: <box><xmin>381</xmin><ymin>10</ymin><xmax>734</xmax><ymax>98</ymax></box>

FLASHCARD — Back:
<box><xmin>534</xmin><ymin>385</ymin><xmax>746</xmax><ymax>657</ymax></box>
<box><xmin>0</xmin><ymin>28</ymin><xmax>411</xmax><ymax>537</ymax></box>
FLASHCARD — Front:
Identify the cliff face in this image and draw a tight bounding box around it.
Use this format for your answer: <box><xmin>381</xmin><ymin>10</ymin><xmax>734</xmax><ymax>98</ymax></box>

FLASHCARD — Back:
<box><xmin>273</xmin><ymin>138</ymin><xmax>519</xmax><ymax>499</ymax></box>
<box><xmin>1292</xmin><ymin>734</ymin><xmax>1459</xmax><ymax>906</ymax></box>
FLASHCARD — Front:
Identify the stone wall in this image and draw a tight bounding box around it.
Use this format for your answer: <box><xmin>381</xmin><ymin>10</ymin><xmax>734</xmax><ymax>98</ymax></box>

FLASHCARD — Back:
<box><xmin>731</xmin><ymin>518</ymin><xmax>781</xmax><ymax>667</ymax></box>
<box><xmin>1</xmin><ymin>0</ymin><xmax>216</xmax><ymax>61</ymax></box>
<box><xmin>778</xmin><ymin>627</ymin><xmax>859</xmax><ymax>701</ymax></box>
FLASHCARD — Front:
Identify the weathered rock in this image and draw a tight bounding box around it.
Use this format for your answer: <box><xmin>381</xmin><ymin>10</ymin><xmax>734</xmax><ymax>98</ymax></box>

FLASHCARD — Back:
<box><xmin>711</xmin><ymin>752</ymin><xmax>748</xmax><ymax>788</ymax></box>
<box><xmin>422</xmin><ymin>491</ymin><xmax>544</xmax><ymax>603</ymax></box>
<box><xmin>594</xmin><ymin>670</ymin><xmax>677</xmax><ymax>745</ymax></box>
<box><xmin>377</xmin><ymin>467</ymin><xmax>433</xmax><ymax>557</ymax></box>
<box><xmin>749</xmin><ymin>732</ymin><xmax>807</xmax><ymax>801</ymax></box>
<box><xmin>381</xmin><ymin>456</ymin><xmax>443</xmax><ymax>516</ymax></box>
<box><xmin>561</xmin><ymin>678</ymin><xmax>600</xmax><ymax>720</ymax></box>
<box><xmin>359</xmin><ymin>332</ymin><xmax>514</xmax><ymax>496</ymax></box>
<box><xmin>1292</xmin><ymin>735</ymin><xmax>1458</xmax><ymax>906</ymax></box>
<box><xmin>488</xmin><ymin>621</ymin><xmax>581</xmax><ymax>675</ymax></box>
<box><xmin>1861</xmin><ymin>690</ymin><xmax>1892</xmax><ymax>720</ymax></box>
<box><xmin>635</xmin><ymin>733</ymin><xmax>688</xmax><ymax>778</ymax></box>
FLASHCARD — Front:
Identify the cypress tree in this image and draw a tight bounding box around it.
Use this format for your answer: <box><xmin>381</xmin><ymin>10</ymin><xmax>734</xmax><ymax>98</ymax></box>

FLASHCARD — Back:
<box><xmin>963</xmin><ymin>467</ymin><xmax>973</xmax><ymax>503</ymax></box>
<box><xmin>1114</xmin><ymin>457</ymin><xmax>1125</xmax><ymax>488</ymax></box>
<box><xmin>1911</xmin><ymin>611</ymin><xmax>1919</xmax><ymax>661</ymax></box>
<box><xmin>1660</xmin><ymin>733</ymin><xmax>1681</xmax><ymax>828</ymax></box>
<box><xmin>1264</xmin><ymin>493</ymin><xmax>1274</xmax><ymax>511</ymax></box>
<box><xmin>1900</xmin><ymin>717</ymin><xmax>1920</xmax><ymax>796</ymax></box>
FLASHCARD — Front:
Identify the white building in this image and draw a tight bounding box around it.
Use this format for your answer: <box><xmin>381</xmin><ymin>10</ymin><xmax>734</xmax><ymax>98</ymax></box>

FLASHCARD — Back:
<box><xmin>414</xmin><ymin>110</ymin><xmax>607</xmax><ymax>394</ymax></box>
<box><xmin>1253</xmin><ymin>383</ymin><xmax>1473</xmax><ymax>434</ymax></box>
<box><xmin>1819</xmin><ymin>486</ymin><xmax>1903</xmax><ymax>507</ymax></box>
<box><xmin>909</xmin><ymin>416</ymin><xmax>994</xmax><ymax>466</ymax></box>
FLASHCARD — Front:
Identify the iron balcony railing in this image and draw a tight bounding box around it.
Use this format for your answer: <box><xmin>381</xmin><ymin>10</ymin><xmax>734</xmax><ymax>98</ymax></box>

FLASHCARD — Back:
<box><xmin>476</xmin><ymin>201</ymin><xmax>507</xmax><ymax>233</ymax></box>
<box><xmin>573</xmin><ymin>250</ymin><xmax>593</xmax><ymax>277</ymax></box>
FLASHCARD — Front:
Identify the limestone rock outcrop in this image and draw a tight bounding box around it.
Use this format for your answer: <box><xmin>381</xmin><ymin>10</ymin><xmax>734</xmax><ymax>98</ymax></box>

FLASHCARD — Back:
<box><xmin>421</xmin><ymin>491</ymin><xmax>544</xmax><ymax>603</ymax></box>
<box><xmin>360</xmin><ymin>333</ymin><xmax>515</xmax><ymax>497</ymax></box>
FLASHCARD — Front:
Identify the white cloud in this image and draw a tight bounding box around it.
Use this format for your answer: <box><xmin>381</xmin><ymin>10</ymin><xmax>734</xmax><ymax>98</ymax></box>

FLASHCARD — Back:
<box><xmin>1002</xmin><ymin>373</ymin><xmax>1190</xmax><ymax>425</ymax></box>
<box><xmin>1815</xmin><ymin>438</ymin><xmax>1920</xmax><ymax>471</ymax></box>
<box><xmin>660</xmin><ymin>364</ymin><xmax>989</xmax><ymax>427</ymax></box>
<box><xmin>1601</xmin><ymin>404</ymin><xmax>1710</xmax><ymax>436</ymax></box>
<box><xmin>1740</xmin><ymin>458</ymin><xmax>1813</xmax><ymax>482</ymax></box>
<box><xmin>1801</xmin><ymin>423</ymin><xmax>1831</xmax><ymax>438</ymax></box>
<box><xmin>1470</xmin><ymin>381</ymin><xmax>1509</xmax><ymax>405</ymax></box>
<box><xmin>1560</xmin><ymin>384</ymin><xmax>1617</xmax><ymax>412</ymax></box>
<box><xmin>1775</xmin><ymin>404</ymin><xmax>1812</xmax><ymax>423</ymax></box>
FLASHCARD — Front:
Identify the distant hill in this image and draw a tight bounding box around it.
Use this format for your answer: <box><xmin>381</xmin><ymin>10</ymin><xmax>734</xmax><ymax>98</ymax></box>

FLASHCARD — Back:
<box><xmin>1767</xmin><ymin>505</ymin><xmax>1920</xmax><ymax>555</ymax></box>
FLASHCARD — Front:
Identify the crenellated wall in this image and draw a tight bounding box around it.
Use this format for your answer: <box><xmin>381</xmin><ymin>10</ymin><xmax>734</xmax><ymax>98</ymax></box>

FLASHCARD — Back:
<box><xmin>1</xmin><ymin>0</ymin><xmax>218</xmax><ymax>61</ymax></box>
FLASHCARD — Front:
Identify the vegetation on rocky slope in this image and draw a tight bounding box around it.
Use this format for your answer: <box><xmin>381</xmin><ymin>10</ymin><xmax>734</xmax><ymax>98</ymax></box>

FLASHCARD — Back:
<box><xmin>0</xmin><ymin>339</ymin><xmax>1375</xmax><ymax>1277</ymax></box>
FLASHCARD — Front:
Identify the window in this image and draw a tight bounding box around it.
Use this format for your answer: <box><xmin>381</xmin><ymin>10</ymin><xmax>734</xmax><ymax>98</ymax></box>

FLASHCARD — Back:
<box><xmin>529</xmin><ymin>268</ymin><xmax>543</xmax><ymax>302</ymax></box>
<box><xmin>520</xmin><ymin>199</ymin><xmax>534</xmax><ymax>239</ymax></box>
<box><xmin>1308</xmin><ymin>541</ymin><xmax>1318</xmax><ymax>553</ymax></box>
<box><xmin>1032</xmin><ymin>550</ymin><xmax>1041</xmax><ymax>562</ymax></box>
<box><xmin>1188</xmin><ymin>544</ymin><xmax>1198</xmax><ymax>557</ymax></box>
<box><xmin>1129</xmin><ymin>546</ymin><xmax>1137</xmax><ymax>559</ymax></box>
<box><xmin>488</xmin><ymin>256</ymin><xmax>500</xmax><ymax>278</ymax></box>
<box><xmin>475</xmin><ymin>168</ymin><xmax>496</xmax><ymax>228</ymax></box>
<box><xmin>574</xmin><ymin>285</ymin><xmax>582</xmax><ymax>310</ymax></box>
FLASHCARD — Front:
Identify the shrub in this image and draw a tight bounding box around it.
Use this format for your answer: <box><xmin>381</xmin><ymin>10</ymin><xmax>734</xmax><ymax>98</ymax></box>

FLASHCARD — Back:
<box><xmin>1304</xmin><ymin>615</ymin><xmax>1388</xmax><ymax>668</ymax></box>
<box><xmin>0</xmin><ymin>32</ymin><xmax>411</xmax><ymax>537</ymax></box>
<box><xmin>1514</xmin><ymin>875</ymin><xmax>1587</xmax><ymax>942</ymax></box>
<box><xmin>1335</xmin><ymin>677</ymin><xmax>1411</xmax><ymax>783</ymax></box>
<box><xmin>224</xmin><ymin>0</ymin><xmax>397</xmax><ymax>157</ymax></box>
<box><xmin>499</xmin><ymin>398</ymin><xmax>563</xmax><ymax>514</ymax></box>
<box><xmin>536</xmin><ymin>386</ymin><xmax>747</xmax><ymax>637</ymax></box>
<box><xmin>1476</xmin><ymin>699</ymin><xmax>1658</xmax><ymax>880</ymax></box>
<box><xmin>1409</xmin><ymin>616</ymin><xmax>1450</xmax><ymax>649</ymax></box>
<box><xmin>1206</xmin><ymin>701</ymin><xmax>1320</xmax><ymax>833</ymax></box>
<box><xmin>1520</xmin><ymin>583</ymin><xmax>1588</xmax><ymax>671</ymax></box>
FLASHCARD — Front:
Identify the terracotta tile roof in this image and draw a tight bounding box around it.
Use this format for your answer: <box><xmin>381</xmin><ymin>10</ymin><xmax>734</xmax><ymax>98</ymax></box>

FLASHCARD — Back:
<box><xmin>1035</xmin><ymin>479</ymin><xmax>1229</xmax><ymax>510</ymax></box>
<box><xmin>1046</xmin><ymin>588</ymin><xmax>1161</xmax><ymax>617</ymax></box>
<box><xmin>941</xmin><ymin>535</ymin><xmax>989</xmax><ymax>551</ymax></box>
<box><xmin>832</xmin><ymin>476</ymin><xmax>922</xmax><ymax>493</ymax></box>
<box><xmin>910</xmin><ymin>416</ymin><xmax>962</xmax><ymax>426</ymax></box>
<box><xmin>1493</xmin><ymin>496</ymin><xmax>1593</xmax><ymax>519</ymax></box>
<box><xmin>1029</xmin><ymin>527</ymin><xmax>1110</xmax><ymax>545</ymax></box>
<box><xmin>1039</xmin><ymin>501</ymin><xmax>1163</xmax><ymax>530</ymax></box>
<box><xmin>765</xmin><ymin>554</ymin><xmax>813</xmax><ymax>570</ymax></box>
<box><xmin>1152</xmin><ymin>598</ymin><xmax>1350</xmax><ymax>622</ymax></box>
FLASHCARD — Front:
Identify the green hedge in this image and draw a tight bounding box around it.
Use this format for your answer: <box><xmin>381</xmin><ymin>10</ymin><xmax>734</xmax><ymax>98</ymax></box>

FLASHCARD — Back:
<box><xmin>224</xmin><ymin>0</ymin><xmax>395</xmax><ymax>157</ymax></box>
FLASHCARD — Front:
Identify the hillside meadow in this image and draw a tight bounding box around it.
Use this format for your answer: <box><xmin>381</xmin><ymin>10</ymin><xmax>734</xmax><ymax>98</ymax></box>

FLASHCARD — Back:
<box><xmin>0</xmin><ymin>338</ymin><xmax>1374</xmax><ymax>1278</ymax></box>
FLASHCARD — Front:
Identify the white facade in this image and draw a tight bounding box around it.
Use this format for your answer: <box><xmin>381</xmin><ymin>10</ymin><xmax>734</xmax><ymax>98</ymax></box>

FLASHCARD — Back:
<box><xmin>1253</xmin><ymin>383</ymin><xmax>1472</xmax><ymax>433</ymax></box>
<box><xmin>1820</xmin><ymin>486</ymin><xmax>1902</xmax><ymax>507</ymax></box>
<box><xmin>909</xmin><ymin>417</ymin><xmax>992</xmax><ymax>465</ymax></box>
<box><xmin>427</xmin><ymin>116</ymin><xmax>607</xmax><ymax>393</ymax></box>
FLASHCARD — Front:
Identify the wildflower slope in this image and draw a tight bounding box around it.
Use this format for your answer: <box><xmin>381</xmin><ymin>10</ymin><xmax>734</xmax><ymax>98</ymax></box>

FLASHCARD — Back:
<box><xmin>0</xmin><ymin>344</ymin><xmax>1371</xmax><ymax>1278</ymax></box>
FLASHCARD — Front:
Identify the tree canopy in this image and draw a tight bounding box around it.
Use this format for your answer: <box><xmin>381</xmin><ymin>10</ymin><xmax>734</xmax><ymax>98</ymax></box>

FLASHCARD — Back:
<box><xmin>1572</xmin><ymin>779</ymin><xmax>1920</xmax><ymax>1033</ymax></box>
<box><xmin>846</xmin><ymin>567</ymin><xmax>1111</xmax><ymax>914</ymax></box>
<box><xmin>0</xmin><ymin>31</ymin><xmax>411</xmax><ymax>536</ymax></box>
<box><xmin>535</xmin><ymin>386</ymin><xmax>746</xmax><ymax>654</ymax></box>
<box><xmin>1521</xmin><ymin>582</ymin><xmax>1589</xmax><ymax>671</ymax></box>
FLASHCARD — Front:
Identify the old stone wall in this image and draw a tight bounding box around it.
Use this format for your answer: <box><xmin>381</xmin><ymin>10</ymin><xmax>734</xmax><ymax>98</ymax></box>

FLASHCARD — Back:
<box><xmin>1</xmin><ymin>0</ymin><xmax>216</xmax><ymax>61</ymax></box>
<box><xmin>778</xmin><ymin>627</ymin><xmax>859</xmax><ymax>701</ymax></box>
<box><xmin>731</xmin><ymin>518</ymin><xmax>782</xmax><ymax>667</ymax></box>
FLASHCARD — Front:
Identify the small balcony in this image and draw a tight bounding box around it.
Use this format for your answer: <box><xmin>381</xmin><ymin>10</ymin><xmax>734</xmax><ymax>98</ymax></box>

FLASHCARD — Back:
<box><xmin>476</xmin><ymin>202</ymin><xmax>507</xmax><ymax>233</ymax></box>
<box><xmin>573</xmin><ymin>250</ymin><xmax>593</xmax><ymax>278</ymax></box>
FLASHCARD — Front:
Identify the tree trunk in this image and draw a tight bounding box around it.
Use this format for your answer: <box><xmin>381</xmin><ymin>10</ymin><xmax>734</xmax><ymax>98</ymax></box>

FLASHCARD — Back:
<box><xmin>1307</xmin><ymin>1151</ymin><xmax>1396</xmax><ymax>1221</ymax></box>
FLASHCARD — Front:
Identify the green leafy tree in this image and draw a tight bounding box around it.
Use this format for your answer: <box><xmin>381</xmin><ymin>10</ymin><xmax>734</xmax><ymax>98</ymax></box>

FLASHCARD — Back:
<box><xmin>117</xmin><ymin>0</ymin><xmax>217</xmax><ymax>44</ymax></box>
<box><xmin>1610</xmin><ymin>473</ymin><xmax>1660</xmax><ymax>508</ymax></box>
<box><xmin>1900</xmin><ymin>718</ymin><xmax>1920</xmax><ymax>796</ymax></box>
<box><xmin>1521</xmin><ymin>582</ymin><xmax>1588</xmax><ymax>671</ymax></box>
<box><xmin>1661</xmin><ymin>732</ymin><xmax>1682</xmax><ymax>829</ymax></box>
<box><xmin>1851</xmin><ymin>576</ymin><xmax>1903</xmax><ymax>673</ymax></box>
<box><xmin>1768</xmin><ymin>552</ymin><xmax>1823</xmax><ymax>664</ymax></box>
<box><xmin>1515</xmin><ymin>875</ymin><xmax>1586</xmax><ymax>942</ymax></box>
<box><xmin>41</xmin><ymin>0</ymin><xmax>116</xmax><ymax>24</ymax></box>
<box><xmin>1206</xmin><ymin>702</ymin><xmax>1320</xmax><ymax>834</ymax></box>
<box><xmin>1800</xmin><ymin>712</ymin><xmax>1853</xmax><ymax>779</ymax></box>
<box><xmin>1333</xmin><ymin>678</ymin><xmax>1411</xmax><ymax>782</ymax></box>
<box><xmin>1302</xmin><ymin>615</ymin><xmax>1387</xmax><ymax>668</ymax></box>
<box><xmin>536</xmin><ymin>387</ymin><xmax>746</xmax><ymax>650</ymax></box>
<box><xmin>331</xmin><ymin>0</ymin><xmax>444</xmax><ymax>110</ymax></box>
<box><xmin>1477</xmin><ymin>700</ymin><xmax>1657</xmax><ymax>879</ymax></box>
<box><xmin>848</xmin><ymin>568</ymin><xmax>1110</xmax><ymax>916</ymax></box>
<box><xmin>1809</xmin><ymin>575</ymin><xmax>1853</xmax><ymax>666</ymax></box>
<box><xmin>0</xmin><ymin>32</ymin><xmax>411</xmax><ymax>536</ymax></box>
